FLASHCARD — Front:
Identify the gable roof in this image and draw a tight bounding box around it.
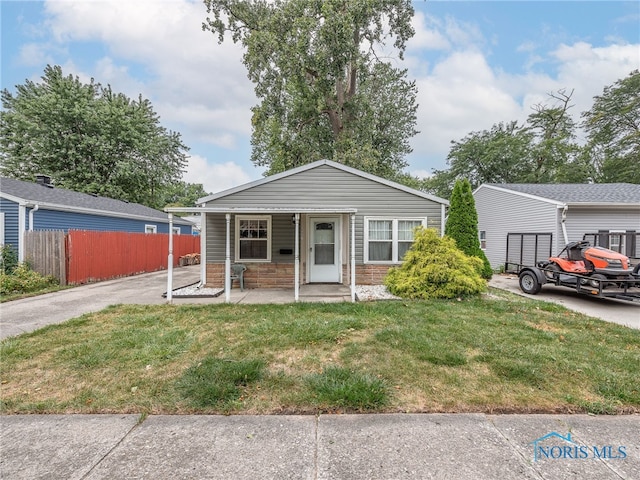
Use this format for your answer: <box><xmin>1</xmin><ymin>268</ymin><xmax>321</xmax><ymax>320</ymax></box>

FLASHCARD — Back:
<box><xmin>197</xmin><ymin>159</ymin><xmax>449</xmax><ymax>206</ymax></box>
<box><xmin>0</xmin><ymin>177</ymin><xmax>192</xmax><ymax>225</ymax></box>
<box><xmin>481</xmin><ymin>183</ymin><xmax>640</xmax><ymax>206</ymax></box>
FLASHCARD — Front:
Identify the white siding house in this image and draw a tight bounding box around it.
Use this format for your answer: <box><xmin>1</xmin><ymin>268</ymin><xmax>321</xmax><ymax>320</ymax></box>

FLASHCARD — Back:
<box><xmin>474</xmin><ymin>183</ymin><xmax>640</xmax><ymax>270</ymax></box>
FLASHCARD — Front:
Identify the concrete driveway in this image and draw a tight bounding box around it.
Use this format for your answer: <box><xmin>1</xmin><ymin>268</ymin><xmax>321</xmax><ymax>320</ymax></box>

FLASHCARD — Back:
<box><xmin>0</xmin><ymin>265</ymin><xmax>201</xmax><ymax>340</ymax></box>
<box><xmin>490</xmin><ymin>274</ymin><xmax>640</xmax><ymax>330</ymax></box>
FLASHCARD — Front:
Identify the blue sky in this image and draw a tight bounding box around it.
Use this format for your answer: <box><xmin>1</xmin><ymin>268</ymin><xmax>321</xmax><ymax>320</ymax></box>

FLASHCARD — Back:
<box><xmin>2</xmin><ymin>1</ymin><xmax>639</xmax><ymax>194</ymax></box>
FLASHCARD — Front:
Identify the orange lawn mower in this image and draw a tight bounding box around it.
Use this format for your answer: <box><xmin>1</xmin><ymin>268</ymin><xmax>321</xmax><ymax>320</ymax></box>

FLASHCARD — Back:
<box><xmin>518</xmin><ymin>241</ymin><xmax>640</xmax><ymax>302</ymax></box>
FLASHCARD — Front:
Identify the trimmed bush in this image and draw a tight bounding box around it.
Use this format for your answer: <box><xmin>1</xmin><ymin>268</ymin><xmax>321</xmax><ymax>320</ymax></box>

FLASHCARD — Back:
<box><xmin>384</xmin><ymin>228</ymin><xmax>486</xmax><ymax>299</ymax></box>
<box><xmin>0</xmin><ymin>263</ymin><xmax>58</xmax><ymax>296</ymax></box>
<box><xmin>445</xmin><ymin>179</ymin><xmax>493</xmax><ymax>279</ymax></box>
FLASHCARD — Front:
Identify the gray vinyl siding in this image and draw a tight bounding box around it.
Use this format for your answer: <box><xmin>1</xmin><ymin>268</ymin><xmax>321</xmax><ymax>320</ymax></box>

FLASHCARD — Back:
<box><xmin>475</xmin><ymin>186</ymin><xmax>558</xmax><ymax>268</ymax></box>
<box><xmin>564</xmin><ymin>207</ymin><xmax>640</xmax><ymax>243</ymax></box>
<box><xmin>204</xmin><ymin>164</ymin><xmax>443</xmax><ymax>264</ymax></box>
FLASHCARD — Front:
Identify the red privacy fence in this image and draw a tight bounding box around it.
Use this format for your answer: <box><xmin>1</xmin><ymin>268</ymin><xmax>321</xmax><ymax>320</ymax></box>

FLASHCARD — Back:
<box><xmin>66</xmin><ymin>230</ymin><xmax>200</xmax><ymax>285</ymax></box>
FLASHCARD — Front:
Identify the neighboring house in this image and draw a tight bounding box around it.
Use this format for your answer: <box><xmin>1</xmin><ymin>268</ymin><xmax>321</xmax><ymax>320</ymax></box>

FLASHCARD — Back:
<box><xmin>1</xmin><ymin>175</ymin><xmax>194</xmax><ymax>261</ymax></box>
<box><xmin>474</xmin><ymin>183</ymin><xmax>640</xmax><ymax>269</ymax></box>
<box><xmin>168</xmin><ymin>160</ymin><xmax>448</xmax><ymax>301</ymax></box>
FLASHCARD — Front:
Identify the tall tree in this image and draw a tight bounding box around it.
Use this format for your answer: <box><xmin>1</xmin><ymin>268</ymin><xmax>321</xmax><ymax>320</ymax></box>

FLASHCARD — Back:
<box><xmin>445</xmin><ymin>179</ymin><xmax>492</xmax><ymax>279</ymax></box>
<box><xmin>0</xmin><ymin>65</ymin><xmax>190</xmax><ymax>209</ymax></box>
<box><xmin>203</xmin><ymin>0</ymin><xmax>418</xmax><ymax>178</ymax></box>
<box><xmin>423</xmin><ymin>90</ymin><xmax>588</xmax><ymax>198</ymax></box>
<box><xmin>582</xmin><ymin>70</ymin><xmax>640</xmax><ymax>183</ymax></box>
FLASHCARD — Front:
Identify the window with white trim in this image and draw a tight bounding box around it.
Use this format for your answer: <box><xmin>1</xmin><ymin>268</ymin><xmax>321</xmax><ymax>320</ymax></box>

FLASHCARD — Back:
<box><xmin>480</xmin><ymin>231</ymin><xmax>487</xmax><ymax>250</ymax></box>
<box><xmin>145</xmin><ymin>224</ymin><xmax>157</xmax><ymax>234</ymax></box>
<box><xmin>365</xmin><ymin>217</ymin><xmax>425</xmax><ymax>263</ymax></box>
<box><xmin>172</xmin><ymin>227</ymin><xmax>181</xmax><ymax>235</ymax></box>
<box><xmin>235</xmin><ymin>215</ymin><xmax>271</xmax><ymax>262</ymax></box>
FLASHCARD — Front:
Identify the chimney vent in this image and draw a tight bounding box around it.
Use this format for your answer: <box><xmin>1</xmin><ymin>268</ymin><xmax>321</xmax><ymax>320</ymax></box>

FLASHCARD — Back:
<box><xmin>36</xmin><ymin>175</ymin><xmax>52</xmax><ymax>187</ymax></box>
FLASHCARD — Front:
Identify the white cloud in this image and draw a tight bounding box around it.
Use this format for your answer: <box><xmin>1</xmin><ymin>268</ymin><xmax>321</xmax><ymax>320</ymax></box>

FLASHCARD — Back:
<box><xmin>42</xmin><ymin>0</ymin><xmax>255</xmax><ymax>153</ymax></box>
<box><xmin>182</xmin><ymin>155</ymin><xmax>256</xmax><ymax>195</ymax></box>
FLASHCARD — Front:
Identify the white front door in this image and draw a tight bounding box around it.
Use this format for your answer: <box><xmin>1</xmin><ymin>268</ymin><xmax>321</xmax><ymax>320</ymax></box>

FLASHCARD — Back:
<box><xmin>309</xmin><ymin>217</ymin><xmax>341</xmax><ymax>283</ymax></box>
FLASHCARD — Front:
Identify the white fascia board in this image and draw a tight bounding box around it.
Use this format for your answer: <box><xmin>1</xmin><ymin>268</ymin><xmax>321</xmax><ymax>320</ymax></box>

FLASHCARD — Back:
<box><xmin>196</xmin><ymin>159</ymin><xmax>449</xmax><ymax>206</ymax></box>
<box><xmin>0</xmin><ymin>192</ymin><xmax>26</xmax><ymax>204</ymax></box>
<box><xmin>565</xmin><ymin>202</ymin><xmax>640</xmax><ymax>208</ymax></box>
<box><xmin>477</xmin><ymin>184</ymin><xmax>566</xmax><ymax>207</ymax></box>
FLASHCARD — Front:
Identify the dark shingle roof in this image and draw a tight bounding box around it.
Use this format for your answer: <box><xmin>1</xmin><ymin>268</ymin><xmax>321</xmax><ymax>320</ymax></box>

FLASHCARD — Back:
<box><xmin>489</xmin><ymin>183</ymin><xmax>640</xmax><ymax>205</ymax></box>
<box><xmin>0</xmin><ymin>177</ymin><xmax>192</xmax><ymax>225</ymax></box>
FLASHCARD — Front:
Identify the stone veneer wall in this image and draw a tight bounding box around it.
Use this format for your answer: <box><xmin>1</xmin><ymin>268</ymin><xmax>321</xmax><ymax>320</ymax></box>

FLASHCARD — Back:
<box><xmin>206</xmin><ymin>263</ymin><xmax>393</xmax><ymax>288</ymax></box>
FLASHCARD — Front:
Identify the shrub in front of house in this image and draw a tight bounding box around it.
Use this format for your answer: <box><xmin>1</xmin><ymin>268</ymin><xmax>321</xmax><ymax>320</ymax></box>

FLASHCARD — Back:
<box><xmin>0</xmin><ymin>263</ymin><xmax>58</xmax><ymax>296</ymax></box>
<box><xmin>445</xmin><ymin>179</ymin><xmax>493</xmax><ymax>279</ymax></box>
<box><xmin>384</xmin><ymin>228</ymin><xmax>487</xmax><ymax>299</ymax></box>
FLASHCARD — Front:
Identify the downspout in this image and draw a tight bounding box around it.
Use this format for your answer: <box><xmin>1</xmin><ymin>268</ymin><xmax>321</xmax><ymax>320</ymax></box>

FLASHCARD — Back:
<box><xmin>17</xmin><ymin>202</ymin><xmax>27</xmax><ymax>262</ymax></box>
<box><xmin>561</xmin><ymin>205</ymin><xmax>569</xmax><ymax>245</ymax></box>
<box><xmin>28</xmin><ymin>204</ymin><xmax>39</xmax><ymax>231</ymax></box>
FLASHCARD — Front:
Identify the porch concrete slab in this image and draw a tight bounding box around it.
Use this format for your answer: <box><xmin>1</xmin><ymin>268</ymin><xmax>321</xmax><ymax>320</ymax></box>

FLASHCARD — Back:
<box><xmin>0</xmin><ymin>414</ymin><xmax>139</xmax><ymax>480</ymax></box>
<box><xmin>84</xmin><ymin>415</ymin><xmax>317</xmax><ymax>480</ymax></box>
<box><xmin>316</xmin><ymin>413</ymin><xmax>539</xmax><ymax>480</ymax></box>
<box><xmin>488</xmin><ymin>414</ymin><xmax>640</xmax><ymax>480</ymax></box>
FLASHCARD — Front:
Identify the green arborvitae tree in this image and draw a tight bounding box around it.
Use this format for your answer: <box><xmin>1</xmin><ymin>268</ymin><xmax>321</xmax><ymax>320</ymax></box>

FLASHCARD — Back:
<box><xmin>0</xmin><ymin>65</ymin><xmax>190</xmax><ymax>209</ymax></box>
<box><xmin>384</xmin><ymin>228</ymin><xmax>486</xmax><ymax>299</ymax></box>
<box><xmin>444</xmin><ymin>179</ymin><xmax>493</xmax><ymax>279</ymax></box>
<box><xmin>203</xmin><ymin>0</ymin><xmax>418</xmax><ymax>180</ymax></box>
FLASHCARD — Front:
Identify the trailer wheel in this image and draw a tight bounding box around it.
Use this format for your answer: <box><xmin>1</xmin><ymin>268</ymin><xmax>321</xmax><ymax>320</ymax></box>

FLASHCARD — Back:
<box><xmin>588</xmin><ymin>273</ymin><xmax>608</xmax><ymax>289</ymax></box>
<box><xmin>519</xmin><ymin>270</ymin><xmax>542</xmax><ymax>295</ymax></box>
<box><xmin>544</xmin><ymin>263</ymin><xmax>561</xmax><ymax>281</ymax></box>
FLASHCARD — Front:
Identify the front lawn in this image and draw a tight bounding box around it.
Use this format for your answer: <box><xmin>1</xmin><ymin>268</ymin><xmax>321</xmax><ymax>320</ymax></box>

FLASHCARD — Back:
<box><xmin>1</xmin><ymin>290</ymin><xmax>638</xmax><ymax>415</ymax></box>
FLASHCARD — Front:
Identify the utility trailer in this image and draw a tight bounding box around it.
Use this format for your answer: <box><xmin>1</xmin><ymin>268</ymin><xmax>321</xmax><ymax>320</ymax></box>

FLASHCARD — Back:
<box><xmin>516</xmin><ymin>263</ymin><xmax>640</xmax><ymax>304</ymax></box>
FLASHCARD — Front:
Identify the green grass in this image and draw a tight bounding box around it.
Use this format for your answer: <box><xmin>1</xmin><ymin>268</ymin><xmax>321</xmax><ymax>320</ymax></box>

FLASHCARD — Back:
<box><xmin>1</xmin><ymin>290</ymin><xmax>638</xmax><ymax>415</ymax></box>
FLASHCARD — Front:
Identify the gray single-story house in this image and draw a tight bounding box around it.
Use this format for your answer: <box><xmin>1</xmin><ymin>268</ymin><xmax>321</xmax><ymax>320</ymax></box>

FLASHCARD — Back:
<box><xmin>167</xmin><ymin>160</ymin><xmax>449</xmax><ymax>301</ymax></box>
<box><xmin>1</xmin><ymin>175</ymin><xmax>194</xmax><ymax>261</ymax></box>
<box><xmin>474</xmin><ymin>183</ymin><xmax>640</xmax><ymax>269</ymax></box>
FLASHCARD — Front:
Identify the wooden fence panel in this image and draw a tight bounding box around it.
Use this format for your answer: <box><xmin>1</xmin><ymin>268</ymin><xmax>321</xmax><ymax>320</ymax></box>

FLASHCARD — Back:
<box><xmin>24</xmin><ymin>230</ymin><xmax>67</xmax><ymax>285</ymax></box>
<box><xmin>66</xmin><ymin>231</ymin><xmax>200</xmax><ymax>285</ymax></box>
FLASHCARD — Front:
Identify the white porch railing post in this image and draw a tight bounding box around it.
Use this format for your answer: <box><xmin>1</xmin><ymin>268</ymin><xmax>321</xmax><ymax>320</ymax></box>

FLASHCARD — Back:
<box><xmin>200</xmin><ymin>211</ymin><xmax>206</xmax><ymax>286</ymax></box>
<box><xmin>167</xmin><ymin>213</ymin><xmax>174</xmax><ymax>303</ymax></box>
<box><xmin>350</xmin><ymin>213</ymin><xmax>356</xmax><ymax>302</ymax></box>
<box><xmin>294</xmin><ymin>213</ymin><xmax>300</xmax><ymax>302</ymax></box>
<box><xmin>225</xmin><ymin>213</ymin><xmax>231</xmax><ymax>303</ymax></box>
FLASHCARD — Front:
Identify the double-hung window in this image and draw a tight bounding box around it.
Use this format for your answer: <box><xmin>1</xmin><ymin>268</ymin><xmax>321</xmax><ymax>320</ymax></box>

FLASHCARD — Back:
<box><xmin>365</xmin><ymin>217</ymin><xmax>425</xmax><ymax>263</ymax></box>
<box><xmin>235</xmin><ymin>215</ymin><xmax>271</xmax><ymax>262</ymax></box>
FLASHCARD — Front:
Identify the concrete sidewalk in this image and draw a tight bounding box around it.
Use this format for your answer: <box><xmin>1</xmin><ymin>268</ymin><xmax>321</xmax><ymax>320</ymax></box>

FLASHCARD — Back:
<box><xmin>1</xmin><ymin>413</ymin><xmax>638</xmax><ymax>479</ymax></box>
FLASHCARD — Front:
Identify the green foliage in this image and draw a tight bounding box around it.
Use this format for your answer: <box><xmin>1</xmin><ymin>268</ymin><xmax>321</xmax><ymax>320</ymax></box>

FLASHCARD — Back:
<box><xmin>176</xmin><ymin>356</ymin><xmax>265</xmax><ymax>409</ymax></box>
<box><xmin>384</xmin><ymin>228</ymin><xmax>487</xmax><ymax>299</ymax></box>
<box><xmin>0</xmin><ymin>263</ymin><xmax>58</xmax><ymax>296</ymax></box>
<box><xmin>582</xmin><ymin>70</ymin><xmax>640</xmax><ymax>183</ymax></box>
<box><xmin>305</xmin><ymin>366</ymin><xmax>389</xmax><ymax>410</ymax></box>
<box><xmin>0</xmin><ymin>245</ymin><xmax>18</xmax><ymax>274</ymax></box>
<box><xmin>445</xmin><ymin>179</ymin><xmax>493</xmax><ymax>279</ymax></box>
<box><xmin>0</xmin><ymin>65</ymin><xmax>191</xmax><ymax>209</ymax></box>
<box><xmin>204</xmin><ymin>0</ymin><xmax>418</xmax><ymax>180</ymax></box>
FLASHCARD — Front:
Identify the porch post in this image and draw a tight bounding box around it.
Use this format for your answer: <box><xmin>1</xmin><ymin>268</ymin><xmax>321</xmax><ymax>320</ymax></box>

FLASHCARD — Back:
<box><xmin>199</xmin><ymin>212</ymin><xmax>206</xmax><ymax>286</ymax></box>
<box><xmin>167</xmin><ymin>213</ymin><xmax>174</xmax><ymax>303</ymax></box>
<box><xmin>294</xmin><ymin>213</ymin><xmax>300</xmax><ymax>302</ymax></box>
<box><xmin>225</xmin><ymin>213</ymin><xmax>231</xmax><ymax>303</ymax></box>
<box><xmin>350</xmin><ymin>213</ymin><xmax>356</xmax><ymax>302</ymax></box>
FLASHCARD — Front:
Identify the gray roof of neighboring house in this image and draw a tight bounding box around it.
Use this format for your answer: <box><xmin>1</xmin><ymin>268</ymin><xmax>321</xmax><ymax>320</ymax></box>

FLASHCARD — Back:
<box><xmin>0</xmin><ymin>176</ymin><xmax>192</xmax><ymax>225</ymax></box>
<box><xmin>487</xmin><ymin>183</ymin><xmax>640</xmax><ymax>205</ymax></box>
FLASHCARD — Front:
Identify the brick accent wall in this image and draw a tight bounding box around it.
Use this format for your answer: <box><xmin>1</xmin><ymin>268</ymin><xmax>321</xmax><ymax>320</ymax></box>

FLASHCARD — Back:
<box><xmin>355</xmin><ymin>264</ymin><xmax>394</xmax><ymax>285</ymax></box>
<box><xmin>206</xmin><ymin>262</ymin><xmax>394</xmax><ymax>288</ymax></box>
